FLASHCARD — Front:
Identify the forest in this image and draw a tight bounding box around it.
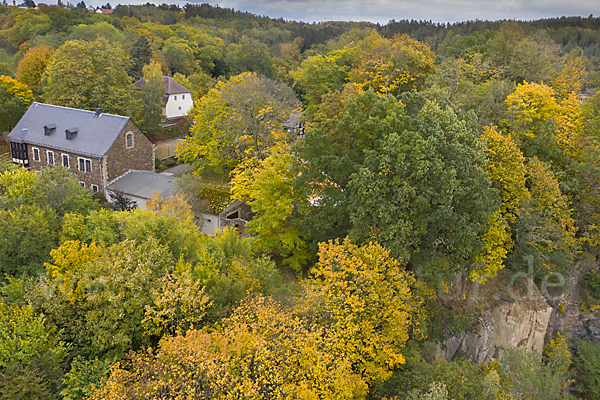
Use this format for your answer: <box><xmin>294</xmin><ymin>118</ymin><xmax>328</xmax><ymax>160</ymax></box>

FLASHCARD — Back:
<box><xmin>2</xmin><ymin>2</ymin><xmax>600</xmax><ymax>399</ymax></box>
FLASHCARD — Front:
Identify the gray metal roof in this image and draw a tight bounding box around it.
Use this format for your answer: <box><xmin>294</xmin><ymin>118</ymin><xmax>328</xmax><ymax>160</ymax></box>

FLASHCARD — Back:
<box><xmin>6</xmin><ymin>103</ymin><xmax>130</xmax><ymax>158</ymax></box>
<box><xmin>105</xmin><ymin>170</ymin><xmax>178</xmax><ymax>199</ymax></box>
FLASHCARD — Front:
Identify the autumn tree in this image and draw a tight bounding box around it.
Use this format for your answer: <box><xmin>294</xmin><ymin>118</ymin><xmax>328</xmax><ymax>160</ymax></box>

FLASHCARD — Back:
<box><xmin>509</xmin><ymin>157</ymin><xmax>577</xmax><ymax>276</ymax></box>
<box><xmin>550</xmin><ymin>57</ymin><xmax>588</xmax><ymax>99</ymax></box>
<box><xmin>0</xmin><ymin>75</ymin><xmax>34</xmax><ymax>132</ymax></box>
<box><xmin>231</xmin><ymin>144</ymin><xmax>312</xmax><ymax>271</ymax></box>
<box><xmin>16</xmin><ymin>45</ymin><xmax>54</xmax><ymax>94</ymax></box>
<box><xmin>294</xmin><ymin>45</ymin><xmax>356</xmax><ymax>112</ymax></box>
<box><xmin>348</xmin><ymin>33</ymin><xmax>435</xmax><ymax>97</ymax></box>
<box><xmin>178</xmin><ymin>72</ymin><xmax>301</xmax><ymax>175</ymax></box>
<box><xmin>302</xmin><ymin>238</ymin><xmax>424</xmax><ymax>384</ymax></box>
<box><xmin>41</xmin><ymin>37</ymin><xmax>137</xmax><ymax>117</ymax></box>
<box><xmin>89</xmin><ymin>295</ymin><xmax>367</xmax><ymax>399</ymax></box>
<box><xmin>482</xmin><ymin>125</ymin><xmax>529</xmax><ymax>224</ymax></box>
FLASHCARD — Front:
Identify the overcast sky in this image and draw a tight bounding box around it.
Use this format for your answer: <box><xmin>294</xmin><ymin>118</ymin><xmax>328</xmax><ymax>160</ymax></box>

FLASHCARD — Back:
<box><xmin>87</xmin><ymin>0</ymin><xmax>597</xmax><ymax>24</ymax></box>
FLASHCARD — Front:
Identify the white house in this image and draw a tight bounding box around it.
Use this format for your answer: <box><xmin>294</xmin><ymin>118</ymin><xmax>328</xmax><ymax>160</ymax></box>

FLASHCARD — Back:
<box><xmin>134</xmin><ymin>76</ymin><xmax>193</xmax><ymax>120</ymax></box>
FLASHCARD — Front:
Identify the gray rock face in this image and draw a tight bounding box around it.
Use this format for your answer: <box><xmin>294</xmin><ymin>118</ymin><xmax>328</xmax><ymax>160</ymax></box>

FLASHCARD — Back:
<box><xmin>435</xmin><ymin>284</ymin><xmax>553</xmax><ymax>363</ymax></box>
<box><xmin>545</xmin><ymin>263</ymin><xmax>600</xmax><ymax>343</ymax></box>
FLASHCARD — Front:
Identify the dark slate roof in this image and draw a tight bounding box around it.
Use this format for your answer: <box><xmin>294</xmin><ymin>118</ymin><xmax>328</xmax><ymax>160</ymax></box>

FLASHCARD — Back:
<box><xmin>134</xmin><ymin>76</ymin><xmax>191</xmax><ymax>95</ymax></box>
<box><xmin>6</xmin><ymin>103</ymin><xmax>130</xmax><ymax>158</ymax></box>
<box><xmin>105</xmin><ymin>170</ymin><xmax>177</xmax><ymax>199</ymax></box>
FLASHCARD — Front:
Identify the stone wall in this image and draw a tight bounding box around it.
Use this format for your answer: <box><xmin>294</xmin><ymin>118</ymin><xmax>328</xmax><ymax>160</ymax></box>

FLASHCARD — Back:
<box><xmin>104</xmin><ymin>120</ymin><xmax>154</xmax><ymax>182</ymax></box>
<box><xmin>27</xmin><ymin>144</ymin><xmax>103</xmax><ymax>191</ymax></box>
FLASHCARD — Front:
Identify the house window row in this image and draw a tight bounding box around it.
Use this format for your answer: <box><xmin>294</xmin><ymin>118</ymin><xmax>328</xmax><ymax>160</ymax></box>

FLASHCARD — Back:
<box><xmin>32</xmin><ymin>148</ymin><xmax>90</xmax><ymax>172</ymax></box>
<box><xmin>173</xmin><ymin>94</ymin><xmax>186</xmax><ymax>101</ymax></box>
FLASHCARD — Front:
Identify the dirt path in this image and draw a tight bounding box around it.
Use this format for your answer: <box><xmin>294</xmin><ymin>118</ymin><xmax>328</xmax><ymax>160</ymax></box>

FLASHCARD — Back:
<box><xmin>161</xmin><ymin>163</ymin><xmax>195</xmax><ymax>175</ymax></box>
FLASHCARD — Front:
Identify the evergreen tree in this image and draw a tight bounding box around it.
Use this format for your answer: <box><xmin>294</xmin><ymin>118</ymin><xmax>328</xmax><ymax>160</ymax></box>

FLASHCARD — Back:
<box><xmin>128</xmin><ymin>36</ymin><xmax>153</xmax><ymax>81</ymax></box>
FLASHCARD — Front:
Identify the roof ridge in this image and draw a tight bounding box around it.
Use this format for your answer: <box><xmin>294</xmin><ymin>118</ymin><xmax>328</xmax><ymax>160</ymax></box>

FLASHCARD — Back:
<box><xmin>30</xmin><ymin>102</ymin><xmax>129</xmax><ymax>119</ymax></box>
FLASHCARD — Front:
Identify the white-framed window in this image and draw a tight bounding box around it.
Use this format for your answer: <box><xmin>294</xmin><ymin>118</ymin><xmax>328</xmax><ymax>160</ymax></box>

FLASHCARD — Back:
<box><xmin>79</xmin><ymin>181</ymin><xmax>85</xmax><ymax>188</ymax></box>
<box><xmin>91</xmin><ymin>184</ymin><xmax>98</xmax><ymax>193</ymax></box>
<box><xmin>174</xmin><ymin>95</ymin><xmax>177</xmax><ymax>100</ymax></box>
<box><xmin>62</xmin><ymin>154</ymin><xmax>69</xmax><ymax>168</ymax></box>
<box><xmin>32</xmin><ymin>147</ymin><xmax>40</xmax><ymax>161</ymax></box>
<box><xmin>78</xmin><ymin>157</ymin><xmax>92</xmax><ymax>173</ymax></box>
<box><xmin>178</xmin><ymin>106</ymin><xmax>182</xmax><ymax>110</ymax></box>
<box><xmin>47</xmin><ymin>150</ymin><xmax>54</xmax><ymax>165</ymax></box>
<box><xmin>126</xmin><ymin>132</ymin><xmax>133</xmax><ymax>148</ymax></box>
<box><xmin>182</xmin><ymin>94</ymin><xmax>185</xmax><ymax>100</ymax></box>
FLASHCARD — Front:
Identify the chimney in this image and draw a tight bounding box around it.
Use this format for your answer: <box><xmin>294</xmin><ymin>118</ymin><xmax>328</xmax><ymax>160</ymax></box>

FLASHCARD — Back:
<box><xmin>95</xmin><ymin>108</ymin><xmax>103</xmax><ymax>117</ymax></box>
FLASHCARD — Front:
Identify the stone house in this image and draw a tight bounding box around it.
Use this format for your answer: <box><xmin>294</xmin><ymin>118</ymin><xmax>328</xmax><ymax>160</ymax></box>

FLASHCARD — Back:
<box><xmin>134</xmin><ymin>76</ymin><xmax>193</xmax><ymax>119</ymax></box>
<box><xmin>5</xmin><ymin>102</ymin><xmax>155</xmax><ymax>193</ymax></box>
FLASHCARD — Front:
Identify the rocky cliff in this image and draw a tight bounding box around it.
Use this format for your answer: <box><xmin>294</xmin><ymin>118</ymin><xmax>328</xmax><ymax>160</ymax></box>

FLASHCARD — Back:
<box><xmin>435</xmin><ymin>282</ymin><xmax>553</xmax><ymax>363</ymax></box>
<box><xmin>435</xmin><ymin>263</ymin><xmax>600</xmax><ymax>363</ymax></box>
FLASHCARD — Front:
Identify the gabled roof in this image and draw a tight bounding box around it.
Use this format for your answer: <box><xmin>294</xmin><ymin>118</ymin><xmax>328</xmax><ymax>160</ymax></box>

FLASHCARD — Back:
<box><xmin>105</xmin><ymin>170</ymin><xmax>177</xmax><ymax>199</ymax></box>
<box><xmin>134</xmin><ymin>76</ymin><xmax>191</xmax><ymax>95</ymax></box>
<box><xmin>6</xmin><ymin>103</ymin><xmax>130</xmax><ymax>158</ymax></box>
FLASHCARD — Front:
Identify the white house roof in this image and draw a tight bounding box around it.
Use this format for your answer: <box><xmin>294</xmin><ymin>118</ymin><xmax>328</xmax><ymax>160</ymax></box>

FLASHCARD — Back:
<box><xmin>6</xmin><ymin>103</ymin><xmax>130</xmax><ymax>158</ymax></box>
<box><xmin>134</xmin><ymin>76</ymin><xmax>191</xmax><ymax>95</ymax></box>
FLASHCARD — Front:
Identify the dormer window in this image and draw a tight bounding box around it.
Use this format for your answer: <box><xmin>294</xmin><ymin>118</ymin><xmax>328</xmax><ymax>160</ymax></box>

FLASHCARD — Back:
<box><xmin>44</xmin><ymin>124</ymin><xmax>57</xmax><ymax>136</ymax></box>
<box><xmin>66</xmin><ymin>128</ymin><xmax>78</xmax><ymax>140</ymax></box>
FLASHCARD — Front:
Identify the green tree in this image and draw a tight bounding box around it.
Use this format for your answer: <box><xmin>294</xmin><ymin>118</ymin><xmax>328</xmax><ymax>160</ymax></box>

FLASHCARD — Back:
<box><xmin>0</xmin><ymin>301</ymin><xmax>68</xmax><ymax>400</ymax></box>
<box><xmin>41</xmin><ymin>37</ymin><xmax>137</xmax><ymax>117</ymax></box>
<box><xmin>574</xmin><ymin>340</ymin><xmax>600</xmax><ymax>398</ymax></box>
<box><xmin>225</xmin><ymin>37</ymin><xmax>276</xmax><ymax>79</ymax></box>
<box><xmin>294</xmin><ymin>45</ymin><xmax>356</xmax><ymax>112</ymax></box>
<box><xmin>131</xmin><ymin>62</ymin><xmax>164</xmax><ymax>137</ymax></box>
<box><xmin>161</xmin><ymin>38</ymin><xmax>196</xmax><ymax>76</ymax></box>
<box><xmin>127</xmin><ymin>35</ymin><xmax>152</xmax><ymax>81</ymax></box>
<box><xmin>0</xmin><ymin>75</ymin><xmax>34</xmax><ymax>133</ymax></box>
<box><xmin>295</xmin><ymin>90</ymin><xmax>500</xmax><ymax>284</ymax></box>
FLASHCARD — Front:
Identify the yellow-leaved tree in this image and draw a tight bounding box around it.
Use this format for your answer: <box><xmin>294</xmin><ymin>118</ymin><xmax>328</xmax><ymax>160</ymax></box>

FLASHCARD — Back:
<box><xmin>177</xmin><ymin>72</ymin><xmax>301</xmax><ymax>175</ymax></box>
<box><xmin>348</xmin><ymin>33</ymin><xmax>435</xmax><ymax>97</ymax></box>
<box><xmin>482</xmin><ymin>125</ymin><xmax>530</xmax><ymax>224</ymax></box>
<box><xmin>302</xmin><ymin>238</ymin><xmax>424</xmax><ymax>384</ymax></box>
<box><xmin>231</xmin><ymin>144</ymin><xmax>311</xmax><ymax>271</ymax></box>
<box><xmin>16</xmin><ymin>45</ymin><xmax>54</xmax><ymax>94</ymax></box>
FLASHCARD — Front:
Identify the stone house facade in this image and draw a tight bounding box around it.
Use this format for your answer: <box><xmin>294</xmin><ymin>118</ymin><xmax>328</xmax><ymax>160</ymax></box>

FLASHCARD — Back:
<box><xmin>6</xmin><ymin>103</ymin><xmax>154</xmax><ymax>192</ymax></box>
